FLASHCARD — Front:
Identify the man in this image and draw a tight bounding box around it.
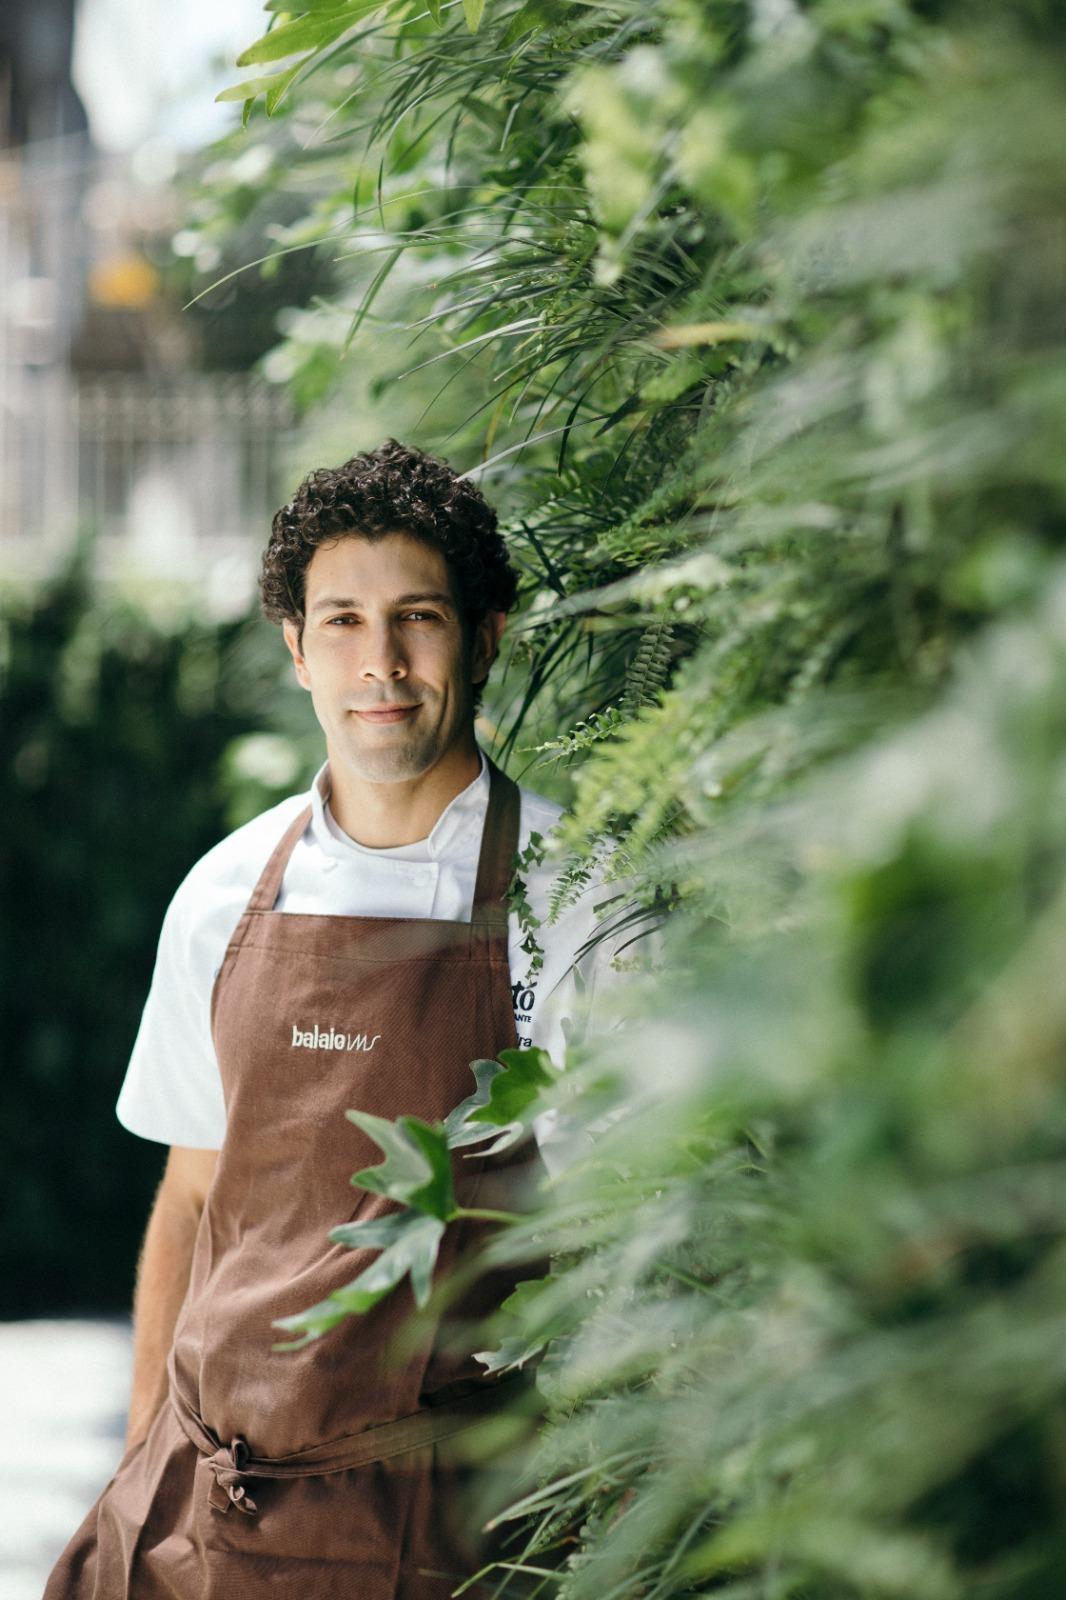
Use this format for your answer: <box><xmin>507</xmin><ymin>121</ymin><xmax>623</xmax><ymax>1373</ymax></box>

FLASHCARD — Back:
<box><xmin>45</xmin><ymin>439</ymin><xmax>641</xmax><ymax>1599</ymax></box>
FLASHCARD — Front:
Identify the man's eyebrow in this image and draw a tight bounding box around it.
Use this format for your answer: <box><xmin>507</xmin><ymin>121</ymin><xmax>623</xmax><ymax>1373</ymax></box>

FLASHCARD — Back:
<box><xmin>309</xmin><ymin>591</ymin><xmax>455</xmax><ymax>614</ymax></box>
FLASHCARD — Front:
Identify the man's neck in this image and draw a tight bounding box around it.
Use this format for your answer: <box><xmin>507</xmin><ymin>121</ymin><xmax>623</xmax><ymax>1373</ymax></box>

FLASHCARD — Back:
<box><xmin>324</xmin><ymin>737</ymin><xmax>483</xmax><ymax>848</ymax></box>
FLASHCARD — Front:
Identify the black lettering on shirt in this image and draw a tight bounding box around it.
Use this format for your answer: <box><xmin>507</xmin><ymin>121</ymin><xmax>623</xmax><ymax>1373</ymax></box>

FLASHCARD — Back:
<box><xmin>511</xmin><ymin>977</ymin><xmax>538</xmax><ymax>1037</ymax></box>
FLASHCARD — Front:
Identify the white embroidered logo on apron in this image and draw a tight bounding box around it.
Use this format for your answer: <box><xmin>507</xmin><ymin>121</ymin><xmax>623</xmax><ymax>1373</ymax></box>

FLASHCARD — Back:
<box><xmin>290</xmin><ymin>1024</ymin><xmax>382</xmax><ymax>1052</ymax></box>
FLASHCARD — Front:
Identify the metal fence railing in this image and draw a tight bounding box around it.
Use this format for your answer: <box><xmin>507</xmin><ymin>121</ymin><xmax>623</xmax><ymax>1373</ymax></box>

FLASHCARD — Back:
<box><xmin>0</xmin><ymin>137</ymin><xmax>295</xmax><ymax>595</ymax></box>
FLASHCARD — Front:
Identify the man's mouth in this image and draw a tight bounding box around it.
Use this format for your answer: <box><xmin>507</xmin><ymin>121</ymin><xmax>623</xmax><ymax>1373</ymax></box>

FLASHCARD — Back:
<box><xmin>354</xmin><ymin>705</ymin><xmax>420</xmax><ymax>724</ymax></box>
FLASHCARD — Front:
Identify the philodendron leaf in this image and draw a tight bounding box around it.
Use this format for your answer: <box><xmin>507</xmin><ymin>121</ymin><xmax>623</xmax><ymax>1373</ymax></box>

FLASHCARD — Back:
<box><xmin>474</xmin><ymin>1278</ymin><xmax>554</xmax><ymax>1372</ymax></box>
<box><xmin>466</xmin><ymin>1046</ymin><xmax>558</xmax><ymax>1126</ymax></box>
<box><xmin>445</xmin><ymin>1058</ymin><xmax>508</xmax><ymax>1147</ymax></box>
<box><xmin>447</xmin><ymin>1049</ymin><xmax>562</xmax><ymax>1156</ymax></box>
<box><xmin>328</xmin><ymin>1211</ymin><xmax>413</xmax><ymax>1251</ymax></box>
<box><xmin>272</xmin><ymin>1213</ymin><xmax>446</xmax><ymax>1348</ymax></box>
<box><xmin>347</xmin><ymin>1111</ymin><xmax>456</xmax><ymax>1221</ymax></box>
<box><xmin>467</xmin><ymin>1122</ymin><xmax>530</xmax><ymax>1157</ymax></box>
<box><xmin>276</xmin><ymin>1053</ymin><xmax>563</xmax><ymax>1353</ymax></box>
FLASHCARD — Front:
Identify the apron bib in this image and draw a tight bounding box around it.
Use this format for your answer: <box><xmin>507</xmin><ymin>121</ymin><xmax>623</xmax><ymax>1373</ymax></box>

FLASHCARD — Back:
<box><xmin>46</xmin><ymin>755</ymin><xmax>548</xmax><ymax>1599</ymax></box>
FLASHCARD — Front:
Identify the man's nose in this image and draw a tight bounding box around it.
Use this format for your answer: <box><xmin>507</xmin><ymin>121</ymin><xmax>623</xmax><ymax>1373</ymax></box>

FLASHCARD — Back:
<box><xmin>359</xmin><ymin>621</ymin><xmax>407</xmax><ymax>680</ymax></box>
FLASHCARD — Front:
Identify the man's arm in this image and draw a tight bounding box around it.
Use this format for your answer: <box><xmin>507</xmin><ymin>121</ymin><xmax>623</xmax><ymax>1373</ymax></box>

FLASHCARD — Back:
<box><xmin>125</xmin><ymin>1145</ymin><xmax>218</xmax><ymax>1450</ymax></box>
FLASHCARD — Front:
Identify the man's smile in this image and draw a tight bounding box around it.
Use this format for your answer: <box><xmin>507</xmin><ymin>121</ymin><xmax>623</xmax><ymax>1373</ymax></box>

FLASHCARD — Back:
<box><xmin>353</xmin><ymin>704</ymin><xmax>420</xmax><ymax>724</ymax></box>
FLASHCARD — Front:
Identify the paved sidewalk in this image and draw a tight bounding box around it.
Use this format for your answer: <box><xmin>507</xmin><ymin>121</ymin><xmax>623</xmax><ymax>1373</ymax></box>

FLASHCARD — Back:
<box><xmin>0</xmin><ymin>1319</ymin><xmax>131</xmax><ymax>1600</ymax></box>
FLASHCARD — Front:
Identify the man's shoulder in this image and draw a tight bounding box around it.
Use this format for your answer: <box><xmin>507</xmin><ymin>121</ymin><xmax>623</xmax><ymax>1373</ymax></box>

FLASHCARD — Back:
<box><xmin>169</xmin><ymin>792</ymin><xmax>311</xmax><ymax>923</ymax></box>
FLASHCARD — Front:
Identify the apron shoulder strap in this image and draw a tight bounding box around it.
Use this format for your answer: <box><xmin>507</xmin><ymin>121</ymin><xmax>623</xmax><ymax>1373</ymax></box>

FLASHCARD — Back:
<box><xmin>245</xmin><ymin>804</ymin><xmax>313</xmax><ymax>915</ymax></box>
<box><xmin>471</xmin><ymin>754</ymin><xmax>521</xmax><ymax>937</ymax></box>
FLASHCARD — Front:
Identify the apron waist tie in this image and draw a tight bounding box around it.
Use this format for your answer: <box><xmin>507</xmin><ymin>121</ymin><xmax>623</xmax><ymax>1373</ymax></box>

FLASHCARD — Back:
<box><xmin>168</xmin><ymin>1370</ymin><xmax>535</xmax><ymax>1517</ymax></box>
<box><xmin>207</xmin><ymin>1436</ymin><xmax>257</xmax><ymax>1516</ymax></box>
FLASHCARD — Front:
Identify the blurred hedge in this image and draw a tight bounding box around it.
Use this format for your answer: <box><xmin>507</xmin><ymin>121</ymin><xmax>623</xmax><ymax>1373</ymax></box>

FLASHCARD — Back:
<box><xmin>0</xmin><ymin>544</ymin><xmax>311</xmax><ymax>1317</ymax></box>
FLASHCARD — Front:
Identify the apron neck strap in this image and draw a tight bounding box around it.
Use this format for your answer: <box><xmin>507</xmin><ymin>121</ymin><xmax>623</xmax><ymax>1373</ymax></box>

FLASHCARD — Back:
<box><xmin>245</xmin><ymin>749</ymin><xmax>522</xmax><ymax>931</ymax></box>
<box><xmin>246</xmin><ymin>804</ymin><xmax>313</xmax><ymax>916</ymax></box>
<box><xmin>471</xmin><ymin>753</ymin><xmax>521</xmax><ymax>936</ymax></box>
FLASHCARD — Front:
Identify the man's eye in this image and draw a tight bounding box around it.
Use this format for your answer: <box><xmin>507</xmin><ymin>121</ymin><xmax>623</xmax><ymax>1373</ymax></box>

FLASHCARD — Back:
<box><xmin>404</xmin><ymin>611</ymin><xmax>440</xmax><ymax>622</ymax></box>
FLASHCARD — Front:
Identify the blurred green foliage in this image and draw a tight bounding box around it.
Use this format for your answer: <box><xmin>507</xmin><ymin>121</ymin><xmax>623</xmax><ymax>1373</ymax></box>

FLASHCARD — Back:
<box><xmin>0</xmin><ymin>544</ymin><xmax>312</xmax><ymax>1315</ymax></box>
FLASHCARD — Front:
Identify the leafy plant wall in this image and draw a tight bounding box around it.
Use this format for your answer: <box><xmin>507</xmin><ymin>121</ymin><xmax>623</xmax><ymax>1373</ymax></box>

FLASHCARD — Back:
<box><xmin>176</xmin><ymin>0</ymin><xmax>1066</xmax><ymax>1593</ymax></box>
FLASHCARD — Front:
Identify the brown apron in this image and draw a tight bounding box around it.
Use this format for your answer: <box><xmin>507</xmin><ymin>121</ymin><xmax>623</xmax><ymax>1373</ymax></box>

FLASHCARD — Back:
<box><xmin>46</xmin><ymin>755</ymin><xmax>548</xmax><ymax>1599</ymax></box>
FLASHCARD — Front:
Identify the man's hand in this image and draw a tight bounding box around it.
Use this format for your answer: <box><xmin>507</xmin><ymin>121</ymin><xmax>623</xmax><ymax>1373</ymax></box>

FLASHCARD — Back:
<box><xmin>125</xmin><ymin>1145</ymin><xmax>218</xmax><ymax>1451</ymax></box>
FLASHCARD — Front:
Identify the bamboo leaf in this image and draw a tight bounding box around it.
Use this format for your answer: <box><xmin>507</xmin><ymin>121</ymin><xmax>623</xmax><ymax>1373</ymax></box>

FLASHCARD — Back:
<box><xmin>266</xmin><ymin>63</ymin><xmax>304</xmax><ymax>116</ymax></box>
<box><xmin>463</xmin><ymin>0</ymin><xmax>486</xmax><ymax>32</ymax></box>
<box><xmin>264</xmin><ymin>0</ymin><xmax>362</xmax><ymax>10</ymax></box>
<box><xmin>235</xmin><ymin>5</ymin><xmax>375</xmax><ymax>67</ymax></box>
<box><xmin>215</xmin><ymin>65</ymin><xmax>300</xmax><ymax>105</ymax></box>
<box><xmin>342</xmin><ymin>243</ymin><xmax>406</xmax><ymax>354</ymax></box>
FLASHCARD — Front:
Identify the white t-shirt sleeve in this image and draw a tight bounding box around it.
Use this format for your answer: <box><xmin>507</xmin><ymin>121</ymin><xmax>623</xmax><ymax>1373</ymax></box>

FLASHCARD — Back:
<box><xmin>115</xmin><ymin>873</ymin><xmax>228</xmax><ymax>1149</ymax></box>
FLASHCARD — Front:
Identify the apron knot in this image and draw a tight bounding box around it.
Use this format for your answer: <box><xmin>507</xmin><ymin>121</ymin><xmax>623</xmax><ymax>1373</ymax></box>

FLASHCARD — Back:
<box><xmin>207</xmin><ymin>1436</ymin><xmax>258</xmax><ymax>1516</ymax></box>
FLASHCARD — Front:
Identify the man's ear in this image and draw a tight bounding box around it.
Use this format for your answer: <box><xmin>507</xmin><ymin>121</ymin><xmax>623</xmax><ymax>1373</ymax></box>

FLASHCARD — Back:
<box><xmin>472</xmin><ymin>610</ymin><xmax>507</xmax><ymax>686</ymax></box>
<box><xmin>282</xmin><ymin>618</ymin><xmax>312</xmax><ymax>692</ymax></box>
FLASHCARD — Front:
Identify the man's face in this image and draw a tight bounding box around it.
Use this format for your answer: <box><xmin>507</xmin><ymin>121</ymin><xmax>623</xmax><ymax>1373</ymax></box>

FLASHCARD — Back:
<box><xmin>282</xmin><ymin>531</ymin><xmax>503</xmax><ymax>784</ymax></box>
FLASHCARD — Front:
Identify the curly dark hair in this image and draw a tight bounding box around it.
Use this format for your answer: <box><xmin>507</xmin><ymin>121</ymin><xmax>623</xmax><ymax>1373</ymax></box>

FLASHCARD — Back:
<box><xmin>260</xmin><ymin>440</ymin><xmax>518</xmax><ymax>646</ymax></box>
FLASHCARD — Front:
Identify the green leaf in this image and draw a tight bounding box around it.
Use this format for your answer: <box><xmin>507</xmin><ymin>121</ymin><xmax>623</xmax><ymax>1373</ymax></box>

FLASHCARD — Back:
<box><xmin>272</xmin><ymin>1213</ymin><xmax>446</xmax><ymax>1347</ymax></box>
<box><xmin>473</xmin><ymin>1278</ymin><xmax>553</xmax><ymax>1372</ymax></box>
<box><xmin>471</xmin><ymin>1121</ymin><xmax>532</xmax><ymax>1157</ymax></box>
<box><xmin>466</xmin><ymin>1046</ymin><xmax>558</xmax><ymax>1127</ymax></box>
<box><xmin>425</xmin><ymin>0</ymin><xmax>442</xmax><ymax>21</ymax></box>
<box><xmin>342</xmin><ymin>243</ymin><xmax>405</xmax><ymax>355</ymax></box>
<box><xmin>236</xmin><ymin>5</ymin><xmax>374</xmax><ymax>67</ymax></box>
<box><xmin>216</xmin><ymin>62</ymin><xmax>302</xmax><ymax>117</ymax></box>
<box><xmin>463</xmin><ymin>0</ymin><xmax>485</xmax><ymax>31</ymax></box>
<box><xmin>328</xmin><ymin>1210</ymin><xmax>413</xmax><ymax>1250</ymax></box>
<box><xmin>347</xmin><ymin>1110</ymin><xmax>456</xmax><ymax>1220</ymax></box>
<box><xmin>216</xmin><ymin>66</ymin><xmax>295</xmax><ymax>104</ymax></box>
<box><xmin>267</xmin><ymin>63</ymin><xmax>303</xmax><ymax>115</ymax></box>
<box><xmin>264</xmin><ymin>0</ymin><xmax>361</xmax><ymax>11</ymax></box>
<box><xmin>500</xmin><ymin>0</ymin><xmax>560</xmax><ymax>47</ymax></box>
<box><xmin>445</xmin><ymin>1058</ymin><xmax>508</xmax><ymax>1147</ymax></box>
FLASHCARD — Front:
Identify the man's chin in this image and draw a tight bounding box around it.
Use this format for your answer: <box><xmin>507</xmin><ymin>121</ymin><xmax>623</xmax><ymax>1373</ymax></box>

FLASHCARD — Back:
<box><xmin>337</xmin><ymin>730</ymin><xmax>440</xmax><ymax>785</ymax></box>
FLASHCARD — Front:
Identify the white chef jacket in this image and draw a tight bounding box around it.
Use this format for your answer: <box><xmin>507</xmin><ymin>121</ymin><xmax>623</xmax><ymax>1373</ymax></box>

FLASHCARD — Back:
<box><xmin>116</xmin><ymin>744</ymin><xmax>641</xmax><ymax>1176</ymax></box>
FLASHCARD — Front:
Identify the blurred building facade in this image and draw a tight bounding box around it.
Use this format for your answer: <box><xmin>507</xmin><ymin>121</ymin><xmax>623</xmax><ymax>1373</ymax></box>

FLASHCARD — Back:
<box><xmin>0</xmin><ymin>1</ymin><xmax>292</xmax><ymax>610</ymax></box>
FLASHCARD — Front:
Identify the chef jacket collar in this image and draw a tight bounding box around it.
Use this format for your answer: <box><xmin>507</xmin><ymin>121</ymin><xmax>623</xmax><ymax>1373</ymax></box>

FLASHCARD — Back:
<box><xmin>307</xmin><ymin>744</ymin><xmax>489</xmax><ymax>865</ymax></box>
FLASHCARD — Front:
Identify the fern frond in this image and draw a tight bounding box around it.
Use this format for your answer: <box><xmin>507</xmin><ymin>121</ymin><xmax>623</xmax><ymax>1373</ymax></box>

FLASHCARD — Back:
<box><xmin>621</xmin><ymin>620</ymin><xmax>677</xmax><ymax>714</ymax></box>
<box><xmin>523</xmin><ymin>704</ymin><xmax>626</xmax><ymax>768</ymax></box>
